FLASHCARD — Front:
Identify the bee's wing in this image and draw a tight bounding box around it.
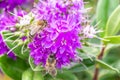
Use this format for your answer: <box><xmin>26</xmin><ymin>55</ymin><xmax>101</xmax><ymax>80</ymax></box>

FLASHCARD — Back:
<box><xmin>30</xmin><ymin>25</ymin><xmax>42</xmax><ymax>36</ymax></box>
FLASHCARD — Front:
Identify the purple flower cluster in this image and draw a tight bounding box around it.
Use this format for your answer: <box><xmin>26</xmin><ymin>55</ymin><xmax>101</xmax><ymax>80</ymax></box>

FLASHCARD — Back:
<box><xmin>0</xmin><ymin>0</ymin><xmax>32</xmax><ymax>60</ymax></box>
<box><xmin>0</xmin><ymin>9</ymin><xmax>27</xmax><ymax>31</ymax></box>
<box><xmin>29</xmin><ymin>0</ymin><xmax>84</xmax><ymax>68</ymax></box>
<box><xmin>0</xmin><ymin>13</ymin><xmax>17</xmax><ymax>31</ymax></box>
<box><xmin>0</xmin><ymin>0</ymin><xmax>25</xmax><ymax>10</ymax></box>
<box><xmin>0</xmin><ymin>13</ymin><xmax>17</xmax><ymax>59</ymax></box>
<box><xmin>0</xmin><ymin>35</ymin><xmax>16</xmax><ymax>59</ymax></box>
<box><xmin>33</xmin><ymin>0</ymin><xmax>84</xmax><ymax>23</ymax></box>
<box><xmin>0</xmin><ymin>0</ymin><xmax>34</xmax><ymax>11</ymax></box>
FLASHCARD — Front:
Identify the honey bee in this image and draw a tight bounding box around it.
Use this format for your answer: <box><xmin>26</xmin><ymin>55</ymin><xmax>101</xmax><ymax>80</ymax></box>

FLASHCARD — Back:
<box><xmin>45</xmin><ymin>54</ymin><xmax>57</xmax><ymax>77</ymax></box>
<box><xmin>29</xmin><ymin>20</ymin><xmax>47</xmax><ymax>38</ymax></box>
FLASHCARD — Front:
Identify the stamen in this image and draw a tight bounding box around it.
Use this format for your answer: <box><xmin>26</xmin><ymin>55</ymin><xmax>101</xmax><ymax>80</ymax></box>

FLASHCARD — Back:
<box><xmin>21</xmin><ymin>43</ymin><xmax>25</xmax><ymax>54</ymax></box>
<box><xmin>94</xmin><ymin>35</ymin><xmax>109</xmax><ymax>41</ymax></box>
<box><xmin>7</xmin><ymin>44</ymin><xmax>20</xmax><ymax>54</ymax></box>
<box><xmin>12</xmin><ymin>36</ymin><xmax>22</xmax><ymax>44</ymax></box>
<box><xmin>3</xmin><ymin>33</ymin><xmax>15</xmax><ymax>36</ymax></box>
<box><xmin>4</xmin><ymin>35</ymin><xmax>16</xmax><ymax>42</ymax></box>
<box><xmin>86</xmin><ymin>42</ymin><xmax>103</xmax><ymax>48</ymax></box>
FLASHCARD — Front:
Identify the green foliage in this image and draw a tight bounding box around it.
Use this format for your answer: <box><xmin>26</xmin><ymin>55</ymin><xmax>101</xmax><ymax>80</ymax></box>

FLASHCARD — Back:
<box><xmin>100</xmin><ymin>73</ymin><xmax>120</xmax><ymax>80</ymax></box>
<box><xmin>1</xmin><ymin>0</ymin><xmax>120</xmax><ymax>80</ymax></box>
<box><xmin>98</xmin><ymin>44</ymin><xmax>120</xmax><ymax>80</ymax></box>
<box><xmin>96</xmin><ymin>0</ymin><xmax>119</xmax><ymax>37</ymax></box>
<box><xmin>105</xmin><ymin>5</ymin><xmax>120</xmax><ymax>36</ymax></box>
<box><xmin>22</xmin><ymin>68</ymin><xmax>44</xmax><ymax>80</ymax></box>
<box><xmin>103</xmin><ymin>36</ymin><xmax>120</xmax><ymax>45</ymax></box>
<box><xmin>56</xmin><ymin>71</ymin><xmax>78</xmax><ymax>80</ymax></box>
<box><xmin>0</xmin><ymin>55</ymin><xmax>29</xmax><ymax>80</ymax></box>
<box><xmin>96</xmin><ymin>59</ymin><xmax>119</xmax><ymax>73</ymax></box>
<box><xmin>2</xmin><ymin>31</ymin><xmax>29</xmax><ymax>59</ymax></box>
<box><xmin>69</xmin><ymin>58</ymin><xmax>95</xmax><ymax>73</ymax></box>
<box><xmin>29</xmin><ymin>56</ymin><xmax>43</xmax><ymax>71</ymax></box>
<box><xmin>22</xmin><ymin>68</ymin><xmax>33</xmax><ymax>80</ymax></box>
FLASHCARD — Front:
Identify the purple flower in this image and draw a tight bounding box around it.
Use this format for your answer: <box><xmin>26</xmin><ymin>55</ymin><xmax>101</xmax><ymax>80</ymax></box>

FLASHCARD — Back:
<box><xmin>33</xmin><ymin>0</ymin><xmax>84</xmax><ymax>23</ymax></box>
<box><xmin>29</xmin><ymin>0</ymin><xmax>84</xmax><ymax>68</ymax></box>
<box><xmin>0</xmin><ymin>12</ymin><xmax>17</xmax><ymax>59</ymax></box>
<box><xmin>0</xmin><ymin>35</ymin><xmax>16</xmax><ymax>59</ymax></box>
<box><xmin>0</xmin><ymin>10</ymin><xmax>26</xmax><ymax>31</ymax></box>
<box><xmin>0</xmin><ymin>13</ymin><xmax>17</xmax><ymax>31</ymax></box>
<box><xmin>0</xmin><ymin>35</ymin><xmax>8</xmax><ymax>55</ymax></box>
<box><xmin>0</xmin><ymin>0</ymin><xmax>34</xmax><ymax>11</ymax></box>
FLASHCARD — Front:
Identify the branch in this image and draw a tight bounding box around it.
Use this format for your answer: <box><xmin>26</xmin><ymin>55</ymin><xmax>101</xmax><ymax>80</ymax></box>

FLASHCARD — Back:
<box><xmin>93</xmin><ymin>46</ymin><xmax>106</xmax><ymax>80</ymax></box>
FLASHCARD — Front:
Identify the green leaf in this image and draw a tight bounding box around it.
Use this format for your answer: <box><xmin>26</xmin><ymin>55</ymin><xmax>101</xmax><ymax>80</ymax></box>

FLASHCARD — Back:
<box><xmin>56</xmin><ymin>71</ymin><xmax>78</xmax><ymax>80</ymax></box>
<box><xmin>96</xmin><ymin>0</ymin><xmax>119</xmax><ymax>37</ymax></box>
<box><xmin>96</xmin><ymin>59</ymin><xmax>119</xmax><ymax>73</ymax></box>
<box><xmin>100</xmin><ymin>73</ymin><xmax>120</xmax><ymax>80</ymax></box>
<box><xmin>22</xmin><ymin>68</ymin><xmax>44</xmax><ymax>80</ymax></box>
<box><xmin>75</xmin><ymin>71</ymin><xmax>92</xmax><ymax>80</ymax></box>
<box><xmin>0</xmin><ymin>55</ymin><xmax>29</xmax><ymax>80</ymax></box>
<box><xmin>69</xmin><ymin>58</ymin><xmax>95</xmax><ymax>73</ymax></box>
<box><xmin>2</xmin><ymin>31</ymin><xmax>29</xmax><ymax>59</ymax></box>
<box><xmin>22</xmin><ymin>68</ymin><xmax>33</xmax><ymax>80</ymax></box>
<box><xmin>103</xmin><ymin>36</ymin><xmax>120</xmax><ymax>45</ymax></box>
<box><xmin>29</xmin><ymin>56</ymin><xmax>43</xmax><ymax>71</ymax></box>
<box><xmin>105</xmin><ymin>5</ymin><xmax>120</xmax><ymax>36</ymax></box>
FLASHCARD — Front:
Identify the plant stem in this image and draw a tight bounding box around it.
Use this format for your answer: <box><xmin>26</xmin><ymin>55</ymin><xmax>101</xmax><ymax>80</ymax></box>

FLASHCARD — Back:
<box><xmin>98</xmin><ymin>46</ymin><xmax>106</xmax><ymax>60</ymax></box>
<box><xmin>93</xmin><ymin>67</ymin><xmax>99</xmax><ymax>80</ymax></box>
<box><xmin>93</xmin><ymin>46</ymin><xmax>106</xmax><ymax>80</ymax></box>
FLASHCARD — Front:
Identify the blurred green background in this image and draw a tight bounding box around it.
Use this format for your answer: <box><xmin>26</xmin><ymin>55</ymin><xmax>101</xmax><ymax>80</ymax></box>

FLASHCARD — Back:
<box><xmin>0</xmin><ymin>0</ymin><xmax>120</xmax><ymax>80</ymax></box>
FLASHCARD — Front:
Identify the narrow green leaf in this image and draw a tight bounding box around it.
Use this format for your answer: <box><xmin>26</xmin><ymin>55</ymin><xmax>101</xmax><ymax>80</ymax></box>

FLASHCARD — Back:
<box><xmin>0</xmin><ymin>55</ymin><xmax>29</xmax><ymax>80</ymax></box>
<box><xmin>96</xmin><ymin>0</ymin><xmax>119</xmax><ymax>37</ymax></box>
<box><xmin>96</xmin><ymin>0</ymin><xmax>108</xmax><ymax>29</ymax></box>
<box><xmin>103</xmin><ymin>36</ymin><xmax>120</xmax><ymax>45</ymax></box>
<box><xmin>105</xmin><ymin>5</ymin><xmax>120</xmax><ymax>36</ymax></box>
<box><xmin>96</xmin><ymin>59</ymin><xmax>119</xmax><ymax>73</ymax></box>
<box><xmin>69</xmin><ymin>58</ymin><xmax>95</xmax><ymax>72</ymax></box>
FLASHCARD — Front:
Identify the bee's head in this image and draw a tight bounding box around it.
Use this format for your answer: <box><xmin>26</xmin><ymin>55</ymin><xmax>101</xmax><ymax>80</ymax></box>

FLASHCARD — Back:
<box><xmin>48</xmin><ymin>54</ymin><xmax>56</xmax><ymax>63</ymax></box>
<box><xmin>49</xmin><ymin>54</ymin><xmax>55</xmax><ymax>58</ymax></box>
<box><xmin>37</xmin><ymin>20</ymin><xmax>47</xmax><ymax>26</ymax></box>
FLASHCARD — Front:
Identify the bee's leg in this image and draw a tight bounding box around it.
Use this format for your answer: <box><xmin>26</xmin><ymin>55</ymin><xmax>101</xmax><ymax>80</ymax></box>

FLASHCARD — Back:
<box><xmin>28</xmin><ymin>33</ymin><xmax>36</xmax><ymax>49</ymax></box>
<box><xmin>38</xmin><ymin>34</ymin><xmax>41</xmax><ymax>38</ymax></box>
<box><xmin>29</xmin><ymin>32</ymin><xmax>33</xmax><ymax>40</ymax></box>
<box><xmin>37</xmin><ymin>30</ymin><xmax>42</xmax><ymax>38</ymax></box>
